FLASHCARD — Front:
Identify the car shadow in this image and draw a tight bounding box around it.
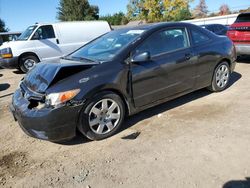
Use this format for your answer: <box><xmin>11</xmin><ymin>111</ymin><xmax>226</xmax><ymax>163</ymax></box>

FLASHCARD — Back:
<box><xmin>13</xmin><ymin>70</ymin><xmax>25</xmax><ymax>75</ymax></box>
<box><xmin>223</xmin><ymin>177</ymin><xmax>250</xmax><ymax>188</ymax></box>
<box><xmin>59</xmin><ymin>72</ymin><xmax>242</xmax><ymax>146</ymax></box>
<box><xmin>0</xmin><ymin>83</ymin><xmax>10</xmax><ymax>92</ymax></box>
<box><xmin>228</xmin><ymin>71</ymin><xmax>242</xmax><ymax>88</ymax></box>
<box><xmin>0</xmin><ymin>93</ymin><xmax>13</xmax><ymax>99</ymax></box>
<box><xmin>122</xmin><ymin>71</ymin><xmax>241</xmax><ymax>132</ymax></box>
<box><xmin>0</xmin><ymin>73</ymin><xmax>3</xmax><ymax>77</ymax></box>
<box><xmin>237</xmin><ymin>55</ymin><xmax>250</xmax><ymax>63</ymax></box>
<box><xmin>55</xmin><ymin>131</ymin><xmax>90</xmax><ymax>145</ymax></box>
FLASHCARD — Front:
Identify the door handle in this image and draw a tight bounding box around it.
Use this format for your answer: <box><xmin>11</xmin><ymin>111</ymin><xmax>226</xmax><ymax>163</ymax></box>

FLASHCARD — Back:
<box><xmin>56</xmin><ymin>39</ymin><xmax>60</xmax><ymax>44</ymax></box>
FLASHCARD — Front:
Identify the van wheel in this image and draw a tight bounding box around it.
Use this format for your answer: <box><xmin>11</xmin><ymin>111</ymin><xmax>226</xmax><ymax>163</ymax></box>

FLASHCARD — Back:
<box><xmin>208</xmin><ymin>62</ymin><xmax>231</xmax><ymax>92</ymax></box>
<box><xmin>78</xmin><ymin>91</ymin><xmax>125</xmax><ymax>141</ymax></box>
<box><xmin>19</xmin><ymin>55</ymin><xmax>39</xmax><ymax>73</ymax></box>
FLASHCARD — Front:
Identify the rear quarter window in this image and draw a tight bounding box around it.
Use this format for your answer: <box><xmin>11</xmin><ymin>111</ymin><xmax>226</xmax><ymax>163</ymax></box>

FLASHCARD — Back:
<box><xmin>190</xmin><ymin>29</ymin><xmax>210</xmax><ymax>45</ymax></box>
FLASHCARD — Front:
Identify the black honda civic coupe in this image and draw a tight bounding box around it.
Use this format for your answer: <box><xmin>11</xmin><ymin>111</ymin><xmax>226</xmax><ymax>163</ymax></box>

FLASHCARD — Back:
<box><xmin>10</xmin><ymin>22</ymin><xmax>236</xmax><ymax>142</ymax></box>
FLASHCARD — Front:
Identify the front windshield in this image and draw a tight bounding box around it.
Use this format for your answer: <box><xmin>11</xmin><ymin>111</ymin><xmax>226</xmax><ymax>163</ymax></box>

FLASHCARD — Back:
<box><xmin>17</xmin><ymin>25</ymin><xmax>37</xmax><ymax>41</ymax></box>
<box><xmin>69</xmin><ymin>29</ymin><xmax>145</xmax><ymax>62</ymax></box>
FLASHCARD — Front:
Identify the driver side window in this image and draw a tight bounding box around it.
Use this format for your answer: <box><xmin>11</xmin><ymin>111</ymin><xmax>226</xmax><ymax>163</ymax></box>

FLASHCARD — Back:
<box><xmin>135</xmin><ymin>28</ymin><xmax>189</xmax><ymax>57</ymax></box>
<box><xmin>32</xmin><ymin>25</ymin><xmax>55</xmax><ymax>40</ymax></box>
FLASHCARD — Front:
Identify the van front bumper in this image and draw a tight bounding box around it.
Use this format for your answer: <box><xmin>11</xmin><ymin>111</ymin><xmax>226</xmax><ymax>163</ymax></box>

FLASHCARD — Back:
<box><xmin>10</xmin><ymin>89</ymin><xmax>82</xmax><ymax>142</ymax></box>
<box><xmin>234</xmin><ymin>44</ymin><xmax>250</xmax><ymax>55</ymax></box>
<box><xmin>0</xmin><ymin>57</ymin><xmax>19</xmax><ymax>69</ymax></box>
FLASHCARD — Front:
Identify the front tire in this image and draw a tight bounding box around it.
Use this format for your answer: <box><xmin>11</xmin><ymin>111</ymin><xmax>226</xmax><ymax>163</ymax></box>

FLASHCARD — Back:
<box><xmin>19</xmin><ymin>55</ymin><xmax>39</xmax><ymax>73</ymax></box>
<box><xmin>78</xmin><ymin>92</ymin><xmax>125</xmax><ymax>140</ymax></box>
<box><xmin>208</xmin><ymin>62</ymin><xmax>230</xmax><ymax>92</ymax></box>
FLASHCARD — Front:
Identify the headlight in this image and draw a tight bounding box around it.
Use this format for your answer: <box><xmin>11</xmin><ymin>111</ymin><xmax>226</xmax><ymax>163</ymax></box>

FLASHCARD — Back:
<box><xmin>0</xmin><ymin>48</ymin><xmax>13</xmax><ymax>58</ymax></box>
<box><xmin>46</xmin><ymin>89</ymin><xmax>80</xmax><ymax>107</ymax></box>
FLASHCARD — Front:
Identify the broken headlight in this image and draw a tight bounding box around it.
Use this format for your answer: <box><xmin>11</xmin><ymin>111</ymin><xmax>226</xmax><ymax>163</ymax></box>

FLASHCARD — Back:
<box><xmin>45</xmin><ymin>89</ymin><xmax>80</xmax><ymax>107</ymax></box>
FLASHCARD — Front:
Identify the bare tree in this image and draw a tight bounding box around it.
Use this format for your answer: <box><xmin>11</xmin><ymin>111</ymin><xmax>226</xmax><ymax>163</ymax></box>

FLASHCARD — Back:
<box><xmin>193</xmin><ymin>0</ymin><xmax>208</xmax><ymax>18</ymax></box>
<box><xmin>219</xmin><ymin>4</ymin><xmax>230</xmax><ymax>15</ymax></box>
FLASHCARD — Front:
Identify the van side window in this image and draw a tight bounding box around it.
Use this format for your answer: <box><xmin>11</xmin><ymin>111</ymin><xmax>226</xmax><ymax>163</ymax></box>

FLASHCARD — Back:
<box><xmin>190</xmin><ymin>29</ymin><xmax>210</xmax><ymax>45</ymax></box>
<box><xmin>32</xmin><ymin>25</ymin><xmax>55</xmax><ymax>40</ymax></box>
<box><xmin>135</xmin><ymin>28</ymin><xmax>189</xmax><ymax>56</ymax></box>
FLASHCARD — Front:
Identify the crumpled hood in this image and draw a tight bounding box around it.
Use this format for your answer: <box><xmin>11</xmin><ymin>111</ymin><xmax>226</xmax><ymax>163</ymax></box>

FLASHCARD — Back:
<box><xmin>23</xmin><ymin>59</ymin><xmax>98</xmax><ymax>93</ymax></box>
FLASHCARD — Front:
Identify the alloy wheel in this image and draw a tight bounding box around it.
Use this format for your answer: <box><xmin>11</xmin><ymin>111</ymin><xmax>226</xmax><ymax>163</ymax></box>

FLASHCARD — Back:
<box><xmin>88</xmin><ymin>99</ymin><xmax>121</xmax><ymax>135</ymax></box>
<box><xmin>215</xmin><ymin>64</ymin><xmax>229</xmax><ymax>88</ymax></box>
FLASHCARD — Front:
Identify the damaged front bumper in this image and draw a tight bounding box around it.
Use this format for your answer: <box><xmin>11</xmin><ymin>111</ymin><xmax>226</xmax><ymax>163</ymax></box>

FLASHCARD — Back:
<box><xmin>10</xmin><ymin>89</ymin><xmax>83</xmax><ymax>142</ymax></box>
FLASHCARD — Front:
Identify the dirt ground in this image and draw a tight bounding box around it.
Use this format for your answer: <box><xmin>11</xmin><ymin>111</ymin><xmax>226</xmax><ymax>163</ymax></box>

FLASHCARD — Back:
<box><xmin>0</xmin><ymin>58</ymin><xmax>250</xmax><ymax>188</ymax></box>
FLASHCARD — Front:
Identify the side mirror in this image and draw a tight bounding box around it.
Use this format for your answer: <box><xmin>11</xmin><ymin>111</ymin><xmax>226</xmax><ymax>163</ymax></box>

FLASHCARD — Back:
<box><xmin>131</xmin><ymin>51</ymin><xmax>151</xmax><ymax>63</ymax></box>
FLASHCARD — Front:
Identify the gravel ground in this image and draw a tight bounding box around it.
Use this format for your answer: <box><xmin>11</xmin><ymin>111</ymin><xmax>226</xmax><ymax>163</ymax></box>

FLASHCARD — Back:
<box><xmin>0</xmin><ymin>58</ymin><xmax>250</xmax><ymax>188</ymax></box>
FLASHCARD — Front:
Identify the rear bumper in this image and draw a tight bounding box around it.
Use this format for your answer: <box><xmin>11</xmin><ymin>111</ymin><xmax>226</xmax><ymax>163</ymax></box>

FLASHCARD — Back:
<box><xmin>10</xmin><ymin>89</ymin><xmax>83</xmax><ymax>142</ymax></box>
<box><xmin>0</xmin><ymin>57</ymin><xmax>19</xmax><ymax>69</ymax></box>
<box><xmin>234</xmin><ymin>43</ymin><xmax>250</xmax><ymax>55</ymax></box>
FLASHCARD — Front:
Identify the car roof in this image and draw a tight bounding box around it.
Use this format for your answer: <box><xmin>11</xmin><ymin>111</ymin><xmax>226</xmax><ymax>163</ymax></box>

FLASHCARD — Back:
<box><xmin>116</xmin><ymin>22</ymin><xmax>197</xmax><ymax>33</ymax></box>
<box><xmin>201</xmin><ymin>24</ymin><xmax>225</xmax><ymax>27</ymax></box>
<box><xmin>132</xmin><ymin>22</ymin><xmax>195</xmax><ymax>30</ymax></box>
<box><xmin>114</xmin><ymin>22</ymin><xmax>217</xmax><ymax>39</ymax></box>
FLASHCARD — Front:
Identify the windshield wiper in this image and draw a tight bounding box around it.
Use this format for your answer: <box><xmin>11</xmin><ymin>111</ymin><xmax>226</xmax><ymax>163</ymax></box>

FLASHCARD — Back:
<box><xmin>71</xmin><ymin>56</ymin><xmax>99</xmax><ymax>63</ymax></box>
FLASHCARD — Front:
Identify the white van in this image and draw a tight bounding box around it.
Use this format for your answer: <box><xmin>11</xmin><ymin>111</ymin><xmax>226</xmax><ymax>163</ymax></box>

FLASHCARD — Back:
<box><xmin>0</xmin><ymin>21</ymin><xmax>111</xmax><ymax>72</ymax></box>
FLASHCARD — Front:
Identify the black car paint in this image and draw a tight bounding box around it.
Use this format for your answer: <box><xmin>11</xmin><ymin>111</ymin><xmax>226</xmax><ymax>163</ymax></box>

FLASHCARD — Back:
<box><xmin>10</xmin><ymin>22</ymin><xmax>236</xmax><ymax>141</ymax></box>
<box><xmin>201</xmin><ymin>24</ymin><xmax>229</xmax><ymax>35</ymax></box>
<box><xmin>10</xmin><ymin>89</ymin><xmax>81</xmax><ymax>141</ymax></box>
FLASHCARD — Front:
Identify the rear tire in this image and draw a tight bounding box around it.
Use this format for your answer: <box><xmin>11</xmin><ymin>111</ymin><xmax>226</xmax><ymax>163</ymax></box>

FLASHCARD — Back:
<box><xmin>77</xmin><ymin>91</ymin><xmax>125</xmax><ymax>141</ymax></box>
<box><xmin>19</xmin><ymin>55</ymin><xmax>39</xmax><ymax>73</ymax></box>
<box><xmin>208</xmin><ymin>62</ymin><xmax>230</xmax><ymax>92</ymax></box>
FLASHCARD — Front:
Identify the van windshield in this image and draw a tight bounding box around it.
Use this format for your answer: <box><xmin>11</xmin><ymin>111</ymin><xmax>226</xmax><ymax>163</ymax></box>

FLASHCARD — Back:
<box><xmin>235</xmin><ymin>14</ymin><xmax>250</xmax><ymax>23</ymax></box>
<box><xmin>17</xmin><ymin>25</ymin><xmax>37</xmax><ymax>41</ymax></box>
<box><xmin>68</xmin><ymin>29</ymin><xmax>145</xmax><ymax>62</ymax></box>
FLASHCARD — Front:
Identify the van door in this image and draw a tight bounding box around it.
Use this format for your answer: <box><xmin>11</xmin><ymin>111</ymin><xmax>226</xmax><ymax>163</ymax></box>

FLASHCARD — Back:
<box><xmin>31</xmin><ymin>25</ymin><xmax>62</xmax><ymax>61</ymax></box>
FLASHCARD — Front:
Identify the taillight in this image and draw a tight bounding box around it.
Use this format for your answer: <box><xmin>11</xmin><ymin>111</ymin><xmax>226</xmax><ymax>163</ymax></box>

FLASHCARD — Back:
<box><xmin>227</xmin><ymin>30</ymin><xmax>236</xmax><ymax>35</ymax></box>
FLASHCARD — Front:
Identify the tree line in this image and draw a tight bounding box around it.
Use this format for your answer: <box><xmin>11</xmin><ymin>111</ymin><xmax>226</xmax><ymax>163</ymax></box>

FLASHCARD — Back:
<box><xmin>56</xmin><ymin>0</ymin><xmax>250</xmax><ymax>25</ymax></box>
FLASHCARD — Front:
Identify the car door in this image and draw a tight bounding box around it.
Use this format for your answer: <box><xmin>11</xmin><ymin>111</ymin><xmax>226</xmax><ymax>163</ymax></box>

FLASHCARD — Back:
<box><xmin>131</xmin><ymin>27</ymin><xmax>196</xmax><ymax>107</ymax></box>
<box><xmin>189</xmin><ymin>27</ymin><xmax>218</xmax><ymax>89</ymax></box>
<box><xmin>31</xmin><ymin>25</ymin><xmax>62</xmax><ymax>61</ymax></box>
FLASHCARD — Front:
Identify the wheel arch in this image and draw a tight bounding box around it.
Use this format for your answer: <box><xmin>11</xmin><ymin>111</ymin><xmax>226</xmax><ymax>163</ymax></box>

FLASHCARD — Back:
<box><xmin>18</xmin><ymin>52</ymin><xmax>40</xmax><ymax>67</ymax></box>
<box><xmin>211</xmin><ymin>57</ymin><xmax>231</xmax><ymax>80</ymax></box>
<box><xmin>97</xmin><ymin>88</ymin><xmax>131</xmax><ymax>116</ymax></box>
<box><xmin>217</xmin><ymin>57</ymin><xmax>231</xmax><ymax>70</ymax></box>
<box><xmin>207</xmin><ymin>57</ymin><xmax>232</xmax><ymax>92</ymax></box>
<box><xmin>84</xmin><ymin>87</ymin><xmax>132</xmax><ymax>117</ymax></box>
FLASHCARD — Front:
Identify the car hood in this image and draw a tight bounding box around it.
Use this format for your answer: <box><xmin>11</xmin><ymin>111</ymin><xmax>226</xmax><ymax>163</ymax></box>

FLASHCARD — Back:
<box><xmin>0</xmin><ymin>40</ymin><xmax>24</xmax><ymax>49</ymax></box>
<box><xmin>23</xmin><ymin>59</ymin><xmax>98</xmax><ymax>93</ymax></box>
